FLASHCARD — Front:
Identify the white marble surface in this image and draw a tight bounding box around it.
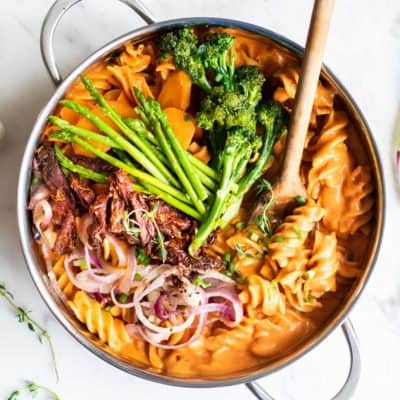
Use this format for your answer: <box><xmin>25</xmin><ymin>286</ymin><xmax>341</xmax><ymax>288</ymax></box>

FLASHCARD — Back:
<box><xmin>1</xmin><ymin>0</ymin><xmax>399</xmax><ymax>398</ymax></box>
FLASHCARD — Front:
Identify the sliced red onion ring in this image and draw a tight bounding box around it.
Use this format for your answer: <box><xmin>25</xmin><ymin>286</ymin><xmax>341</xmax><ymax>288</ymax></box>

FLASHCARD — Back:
<box><xmin>64</xmin><ymin>252</ymin><xmax>123</xmax><ymax>294</ymax></box>
<box><xmin>205</xmin><ymin>287</ymin><xmax>243</xmax><ymax>327</ymax></box>
<box><xmin>105</xmin><ymin>233</ymin><xmax>128</xmax><ymax>267</ymax></box>
<box><xmin>33</xmin><ymin>199</ymin><xmax>52</xmax><ymax>231</ymax></box>
<box><xmin>28</xmin><ymin>185</ymin><xmax>49</xmax><ymax>210</ymax></box>
<box><xmin>118</xmin><ymin>247</ymin><xmax>136</xmax><ymax>293</ymax></box>
<box><xmin>77</xmin><ymin>214</ymin><xmax>93</xmax><ymax>248</ymax></box>
<box><xmin>198</xmin><ymin>270</ymin><xmax>236</xmax><ymax>285</ymax></box>
<box><xmin>154</xmin><ymin>294</ymin><xmax>169</xmax><ymax>320</ymax></box>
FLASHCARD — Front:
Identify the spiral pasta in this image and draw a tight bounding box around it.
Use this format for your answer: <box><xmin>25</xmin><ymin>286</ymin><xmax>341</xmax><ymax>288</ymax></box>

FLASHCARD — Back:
<box><xmin>273</xmin><ymin>66</ymin><xmax>334</xmax><ymax>127</ymax></box>
<box><xmin>68</xmin><ymin>291</ymin><xmax>131</xmax><ymax>352</ymax></box>
<box><xmin>239</xmin><ymin>275</ymin><xmax>285</xmax><ymax>318</ymax></box>
<box><xmin>52</xmin><ymin>255</ymin><xmax>76</xmax><ymax>299</ymax></box>
<box><xmin>340</xmin><ymin>165</ymin><xmax>375</xmax><ymax>236</ymax></box>
<box><xmin>268</xmin><ymin>201</ymin><xmax>324</xmax><ymax>268</ymax></box>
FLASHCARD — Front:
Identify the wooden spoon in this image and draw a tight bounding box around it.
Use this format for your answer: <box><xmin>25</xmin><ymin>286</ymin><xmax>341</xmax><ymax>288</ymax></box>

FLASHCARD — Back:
<box><xmin>252</xmin><ymin>0</ymin><xmax>335</xmax><ymax>219</ymax></box>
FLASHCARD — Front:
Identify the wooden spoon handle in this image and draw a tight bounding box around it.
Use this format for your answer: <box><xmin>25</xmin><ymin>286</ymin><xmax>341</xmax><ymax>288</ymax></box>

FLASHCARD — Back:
<box><xmin>279</xmin><ymin>0</ymin><xmax>335</xmax><ymax>184</ymax></box>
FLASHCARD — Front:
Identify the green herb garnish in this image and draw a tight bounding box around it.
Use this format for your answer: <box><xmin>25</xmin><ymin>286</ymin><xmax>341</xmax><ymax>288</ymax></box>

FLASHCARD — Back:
<box><xmin>136</xmin><ymin>247</ymin><xmax>150</xmax><ymax>265</ymax></box>
<box><xmin>118</xmin><ymin>293</ymin><xmax>129</xmax><ymax>304</ymax></box>
<box><xmin>7</xmin><ymin>390</ymin><xmax>20</xmax><ymax>400</ymax></box>
<box><xmin>26</xmin><ymin>381</ymin><xmax>61</xmax><ymax>400</ymax></box>
<box><xmin>0</xmin><ymin>283</ymin><xmax>59</xmax><ymax>382</ymax></box>
<box><xmin>253</xmin><ymin>179</ymin><xmax>274</xmax><ymax>237</ymax></box>
<box><xmin>295</xmin><ymin>195</ymin><xmax>307</xmax><ymax>205</ymax></box>
<box><xmin>193</xmin><ymin>276</ymin><xmax>212</xmax><ymax>289</ymax></box>
<box><xmin>79</xmin><ymin>260</ymin><xmax>88</xmax><ymax>271</ymax></box>
<box><xmin>134</xmin><ymin>272</ymin><xmax>142</xmax><ymax>281</ymax></box>
<box><xmin>234</xmin><ymin>244</ymin><xmax>244</xmax><ymax>256</ymax></box>
<box><xmin>293</xmin><ymin>226</ymin><xmax>304</xmax><ymax>240</ymax></box>
<box><xmin>31</xmin><ymin>176</ymin><xmax>41</xmax><ymax>185</ymax></box>
<box><xmin>273</xmin><ymin>236</ymin><xmax>285</xmax><ymax>243</ymax></box>
<box><xmin>235</xmin><ymin>221</ymin><xmax>245</xmax><ymax>230</ymax></box>
<box><xmin>223</xmin><ymin>251</ymin><xmax>232</xmax><ymax>263</ymax></box>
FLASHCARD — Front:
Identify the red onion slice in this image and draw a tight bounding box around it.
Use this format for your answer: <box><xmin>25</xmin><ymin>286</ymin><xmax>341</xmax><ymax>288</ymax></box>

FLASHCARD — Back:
<box><xmin>118</xmin><ymin>247</ymin><xmax>136</xmax><ymax>293</ymax></box>
<box><xmin>77</xmin><ymin>214</ymin><xmax>93</xmax><ymax>248</ymax></box>
<box><xmin>33</xmin><ymin>199</ymin><xmax>53</xmax><ymax>231</ymax></box>
<box><xmin>28</xmin><ymin>185</ymin><xmax>49</xmax><ymax>210</ymax></box>
<box><xmin>105</xmin><ymin>233</ymin><xmax>128</xmax><ymax>267</ymax></box>
<box><xmin>205</xmin><ymin>287</ymin><xmax>244</xmax><ymax>326</ymax></box>
<box><xmin>154</xmin><ymin>294</ymin><xmax>169</xmax><ymax>320</ymax></box>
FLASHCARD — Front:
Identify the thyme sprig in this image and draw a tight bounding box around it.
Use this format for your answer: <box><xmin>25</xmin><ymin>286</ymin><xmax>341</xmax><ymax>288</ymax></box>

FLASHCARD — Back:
<box><xmin>0</xmin><ymin>283</ymin><xmax>59</xmax><ymax>382</ymax></box>
<box><xmin>253</xmin><ymin>179</ymin><xmax>274</xmax><ymax>237</ymax></box>
<box><xmin>7</xmin><ymin>381</ymin><xmax>60</xmax><ymax>400</ymax></box>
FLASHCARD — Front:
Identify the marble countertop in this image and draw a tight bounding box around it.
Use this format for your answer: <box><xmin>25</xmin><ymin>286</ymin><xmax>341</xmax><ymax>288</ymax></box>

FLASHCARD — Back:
<box><xmin>1</xmin><ymin>0</ymin><xmax>399</xmax><ymax>398</ymax></box>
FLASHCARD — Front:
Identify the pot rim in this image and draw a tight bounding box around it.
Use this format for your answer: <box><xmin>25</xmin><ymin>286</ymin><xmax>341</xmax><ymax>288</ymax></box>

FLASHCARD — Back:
<box><xmin>17</xmin><ymin>17</ymin><xmax>385</xmax><ymax>388</ymax></box>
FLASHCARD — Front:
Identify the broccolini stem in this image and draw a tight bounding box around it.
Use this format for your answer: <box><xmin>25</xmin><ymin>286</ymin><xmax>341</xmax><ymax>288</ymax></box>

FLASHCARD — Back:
<box><xmin>237</xmin><ymin>124</ymin><xmax>275</xmax><ymax>195</ymax></box>
<box><xmin>80</xmin><ymin>76</ymin><xmax>180</xmax><ymax>188</ymax></box>
<box><xmin>49</xmin><ymin>116</ymin><xmax>121</xmax><ymax>149</ymax></box>
<box><xmin>59</xmin><ymin>99</ymin><xmax>170</xmax><ymax>184</ymax></box>
<box><xmin>134</xmin><ymin>88</ymin><xmax>206</xmax><ymax>214</ymax></box>
<box><xmin>149</xmin><ymin>97</ymin><xmax>209</xmax><ymax>201</ymax></box>
<box><xmin>54</xmin><ymin>145</ymin><xmax>109</xmax><ymax>183</ymax></box>
<box><xmin>51</xmin><ymin>132</ymin><xmax>191</xmax><ymax>204</ymax></box>
<box><xmin>189</xmin><ymin>147</ymin><xmax>236</xmax><ymax>254</ymax></box>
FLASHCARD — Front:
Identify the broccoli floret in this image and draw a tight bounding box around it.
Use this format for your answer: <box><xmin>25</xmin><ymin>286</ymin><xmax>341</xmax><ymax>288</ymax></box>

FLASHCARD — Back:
<box><xmin>257</xmin><ymin>99</ymin><xmax>288</xmax><ymax>139</ymax></box>
<box><xmin>197</xmin><ymin>33</ymin><xmax>235</xmax><ymax>91</ymax></box>
<box><xmin>159</xmin><ymin>28</ymin><xmax>211</xmax><ymax>92</ymax></box>
<box><xmin>197</xmin><ymin>86</ymin><xmax>257</xmax><ymax>132</ymax></box>
<box><xmin>235</xmin><ymin>65</ymin><xmax>266</xmax><ymax>104</ymax></box>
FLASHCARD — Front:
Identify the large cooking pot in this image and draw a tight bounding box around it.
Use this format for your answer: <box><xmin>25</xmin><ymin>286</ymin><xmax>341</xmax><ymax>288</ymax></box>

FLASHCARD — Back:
<box><xmin>17</xmin><ymin>1</ymin><xmax>385</xmax><ymax>399</ymax></box>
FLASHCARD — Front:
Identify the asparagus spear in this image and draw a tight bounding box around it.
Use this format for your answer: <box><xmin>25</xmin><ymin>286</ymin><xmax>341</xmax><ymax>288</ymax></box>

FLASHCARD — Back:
<box><xmin>149</xmin><ymin>97</ymin><xmax>208</xmax><ymax>201</ymax></box>
<box><xmin>140</xmin><ymin>182</ymin><xmax>203</xmax><ymax>220</ymax></box>
<box><xmin>50</xmin><ymin>131</ymin><xmax>192</xmax><ymax>206</ymax></box>
<box><xmin>49</xmin><ymin>116</ymin><xmax>121</xmax><ymax>149</ymax></box>
<box><xmin>124</xmin><ymin>118</ymin><xmax>216</xmax><ymax>191</ymax></box>
<box><xmin>79</xmin><ymin>76</ymin><xmax>180</xmax><ymax>188</ymax></box>
<box><xmin>54</xmin><ymin>144</ymin><xmax>109</xmax><ymax>183</ymax></box>
<box><xmin>134</xmin><ymin>88</ymin><xmax>206</xmax><ymax>215</ymax></box>
<box><xmin>124</xmin><ymin>117</ymin><xmax>219</xmax><ymax>182</ymax></box>
<box><xmin>59</xmin><ymin>99</ymin><xmax>170</xmax><ymax>185</ymax></box>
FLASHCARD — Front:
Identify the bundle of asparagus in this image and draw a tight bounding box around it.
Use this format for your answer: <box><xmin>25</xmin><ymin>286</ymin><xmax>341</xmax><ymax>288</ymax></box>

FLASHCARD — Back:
<box><xmin>50</xmin><ymin>76</ymin><xmax>218</xmax><ymax>220</ymax></box>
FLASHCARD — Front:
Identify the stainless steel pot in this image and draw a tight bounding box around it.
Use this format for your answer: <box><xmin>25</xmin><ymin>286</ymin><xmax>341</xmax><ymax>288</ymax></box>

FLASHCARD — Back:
<box><xmin>17</xmin><ymin>1</ymin><xmax>385</xmax><ymax>399</ymax></box>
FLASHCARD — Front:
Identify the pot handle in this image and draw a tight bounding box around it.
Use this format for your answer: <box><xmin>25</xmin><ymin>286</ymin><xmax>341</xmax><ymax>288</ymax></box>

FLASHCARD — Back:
<box><xmin>245</xmin><ymin>319</ymin><xmax>361</xmax><ymax>400</ymax></box>
<box><xmin>40</xmin><ymin>0</ymin><xmax>155</xmax><ymax>86</ymax></box>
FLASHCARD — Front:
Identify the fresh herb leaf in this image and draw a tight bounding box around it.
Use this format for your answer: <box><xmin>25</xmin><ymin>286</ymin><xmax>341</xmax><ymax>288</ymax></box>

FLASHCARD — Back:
<box><xmin>79</xmin><ymin>260</ymin><xmax>88</xmax><ymax>271</ymax></box>
<box><xmin>303</xmin><ymin>295</ymin><xmax>312</xmax><ymax>304</ymax></box>
<box><xmin>234</xmin><ymin>244</ymin><xmax>244</xmax><ymax>256</ymax></box>
<box><xmin>7</xmin><ymin>390</ymin><xmax>20</xmax><ymax>400</ymax></box>
<box><xmin>249</xmin><ymin>231</ymin><xmax>260</xmax><ymax>243</ymax></box>
<box><xmin>0</xmin><ymin>283</ymin><xmax>59</xmax><ymax>382</ymax></box>
<box><xmin>104</xmin><ymin>305</ymin><xmax>112</xmax><ymax>312</ymax></box>
<box><xmin>118</xmin><ymin>293</ymin><xmax>129</xmax><ymax>304</ymax></box>
<box><xmin>134</xmin><ymin>272</ymin><xmax>142</xmax><ymax>281</ymax></box>
<box><xmin>253</xmin><ymin>180</ymin><xmax>274</xmax><ymax>237</ymax></box>
<box><xmin>31</xmin><ymin>176</ymin><xmax>41</xmax><ymax>185</ymax></box>
<box><xmin>292</xmin><ymin>226</ymin><xmax>304</xmax><ymax>240</ymax></box>
<box><xmin>273</xmin><ymin>236</ymin><xmax>285</xmax><ymax>243</ymax></box>
<box><xmin>193</xmin><ymin>276</ymin><xmax>212</xmax><ymax>289</ymax></box>
<box><xmin>223</xmin><ymin>251</ymin><xmax>232</xmax><ymax>263</ymax></box>
<box><xmin>295</xmin><ymin>195</ymin><xmax>307</xmax><ymax>205</ymax></box>
<box><xmin>235</xmin><ymin>221</ymin><xmax>245</xmax><ymax>230</ymax></box>
<box><xmin>26</xmin><ymin>381</ymin><xmax>60</xmax><ymax>400</ymax></box>
<box><xmin>136</xmin><ymin>247</ymin><xmax>150</xmax><ymax>265</ymax></box>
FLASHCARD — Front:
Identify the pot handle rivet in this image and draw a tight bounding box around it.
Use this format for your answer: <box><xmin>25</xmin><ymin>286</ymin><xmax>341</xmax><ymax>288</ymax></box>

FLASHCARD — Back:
<box><xmin>40</xmin><ymin>0</ymin><xmax>155</xmax><ymax>86</ymax></box>
<box><xmin>245</xmin><ymin>319</ymin><xmax>361</xmax><ymax>400</ymax></box>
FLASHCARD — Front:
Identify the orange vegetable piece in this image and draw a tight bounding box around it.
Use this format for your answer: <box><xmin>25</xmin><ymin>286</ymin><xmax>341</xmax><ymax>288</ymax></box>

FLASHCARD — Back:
<box><xmin>158</xmin><ymin>70</ymin><xmax>192</xmax><ymax>111</ymax></box>
<box><xmin>164</xmin><ymin>107</ymin><xmax>196</xmax><ymax>150</ymax></box>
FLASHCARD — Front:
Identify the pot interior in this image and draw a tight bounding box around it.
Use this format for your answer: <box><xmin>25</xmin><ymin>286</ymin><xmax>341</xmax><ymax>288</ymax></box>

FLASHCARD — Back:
<box><xmin>18</xmin><ymin>19</ymin><xmax>384</xmax><ymax>386</ymax></box>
